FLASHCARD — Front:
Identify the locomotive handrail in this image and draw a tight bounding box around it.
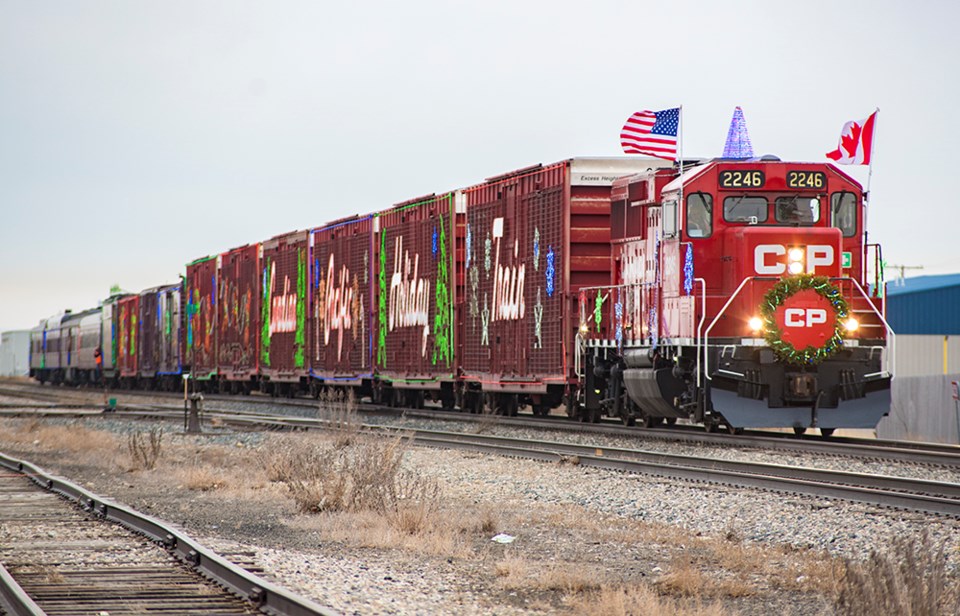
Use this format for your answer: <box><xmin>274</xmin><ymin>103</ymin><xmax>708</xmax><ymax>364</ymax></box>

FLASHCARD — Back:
<box><xmin>702</xmin><ymin>276</ymin><xmax>761</xmax><ymax>382</ymax></box>
<box><xmin>838</xmin><ymin>277</ymin><xmax>895</xmax><ymax>377</ymax></box>
<box><xmin>701</xmin><ymin>276</ymin><xmax>894</xmax><ymax>383</ymax></box>
<box><xmin>694</xmin><ymin>278</ymin><xmax>706</xmax><ymax>387</ymax></box>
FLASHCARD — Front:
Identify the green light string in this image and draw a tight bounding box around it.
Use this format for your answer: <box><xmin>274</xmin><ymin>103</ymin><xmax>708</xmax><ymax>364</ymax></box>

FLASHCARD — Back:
<box><xmin>760</xmin><ymin>274</ymin><xmax>850</xmax><ymax>365</ymax></box>
<box><xmin>377</xmin><ymin>225</ymin><xmax>387</xmax><ymax>366</ymax></box>
<box><xmin>432</xmin><ymin>208</ymin><xmax>452</xmax><ymax>367</ymax></box>
<box><xmin>260</xmin><ymin>258</ymin><xmax>272</xmax><ymax>367</ymax></box>
<box><xmin>294</xmin><ymin>248</ymin><xmax>307</xmax><ymax>368</ymax></box>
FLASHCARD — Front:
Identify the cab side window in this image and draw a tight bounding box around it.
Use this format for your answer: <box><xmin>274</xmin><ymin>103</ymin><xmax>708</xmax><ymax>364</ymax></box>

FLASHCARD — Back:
<box><xmin>686</xmin><ymin>193</ymin><xmax>713</xmax><ymax>238</ymax></box>
<box><xmin>831</xmin><ymin>192</ymin><xmax>858</xmax><ymax>238</ymax></box>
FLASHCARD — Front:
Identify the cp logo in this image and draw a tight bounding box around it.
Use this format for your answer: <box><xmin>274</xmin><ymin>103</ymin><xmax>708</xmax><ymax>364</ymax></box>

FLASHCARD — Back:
<box><xmin>784</xmin><ymin>308</ymin><xmax>828</xmax><ymax>328</ymax></box>
<box><xmin>754</xmin><ymin>244</ymin><xmax>834</xmax><ymax>275</ymax></box>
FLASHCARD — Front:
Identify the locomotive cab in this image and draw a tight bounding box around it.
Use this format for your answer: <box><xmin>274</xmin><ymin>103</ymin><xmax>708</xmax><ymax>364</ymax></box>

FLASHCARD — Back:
<box><xmin>583</xmin><ymin>158</ymin><xmax>892</xmax><ymax>433</ymax></box>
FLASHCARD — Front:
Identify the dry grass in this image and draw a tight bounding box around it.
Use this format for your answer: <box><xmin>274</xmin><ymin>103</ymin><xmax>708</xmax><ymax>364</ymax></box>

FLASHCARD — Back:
<box><xmin>0</xmin><ymin>419</ymin><xmax>118</xmax><ymax>455</ymax></box>
<box><xmin>656</xmin><ymin>557</ymin><xmax>754</xmax><ymax>599</ymax></box>
<box><xmin>494</xmin><ymin>555</ymin><xmax>602</xmax><ymax>593</ymax></box>
<box><xmin>567</xmin><ymin>585</ymin><xmax>731</xmax><ymax>616</ymax></box>
<box><xmin>263</xmin><ymin>433</ymin><xmax>442</xmax><ymax>532</ymax></box>
<box><xmin>176</xmin><ymin>466</ymin><xmax>227</xmax><ymax>491</ymax></box>
<box><xmin>838</xmin><ymin>532</ymin><xmax>960</xmax><ymax>616</ymax></box>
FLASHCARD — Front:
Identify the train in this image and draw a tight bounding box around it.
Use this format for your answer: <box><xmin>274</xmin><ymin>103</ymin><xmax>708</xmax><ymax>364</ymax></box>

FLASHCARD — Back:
<box><xmin>29</xmin><ymin>155</ymin><xmax>893</xmax><ymax>435</ymax></box>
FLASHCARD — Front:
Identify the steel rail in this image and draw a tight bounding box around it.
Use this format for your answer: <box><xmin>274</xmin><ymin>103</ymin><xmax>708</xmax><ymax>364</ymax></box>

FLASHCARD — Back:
<box><xmin>0</xmin><ymin>452</ymin><xmax>339</xmax><ymax>616</ymax></box>
<box><xmin>91</xmin><ymin>407</ymin><xmax>960</xmax><ymax>518</ymax></box>
<box><xmin>404</xmin><ymin>431</ymin><xmax>960</xmax><ymax>518</ymax></box>
<box><xmin>6</xmin><ymin>382</ymin><xmax>960</xmax><ymax>467</ymax></box>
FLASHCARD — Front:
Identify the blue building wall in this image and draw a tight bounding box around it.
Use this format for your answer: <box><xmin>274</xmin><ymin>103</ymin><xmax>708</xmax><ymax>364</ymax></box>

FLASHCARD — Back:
<box><xmin>886</xmin><ymin>274</ymin><xmax>960</xmax><ymax>335</ymax></box>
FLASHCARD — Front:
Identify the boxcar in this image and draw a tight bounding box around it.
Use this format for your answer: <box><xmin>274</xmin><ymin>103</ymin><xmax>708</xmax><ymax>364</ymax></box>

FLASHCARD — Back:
<box><xmin>309</xmin><ymin>216</ymin><xmax>375</xmax><ymax>396</ymax></box>
<box><xmin>117</xmin><ymin>294</ymin><xmax>140</xmax><ymax>383</ymax></box>
<box><xmin>375</xmin><ymin>194</ymin><xmax>460</xmax><ymax>408</ymax></box>
<box><xmin>139</xmin><ymin>283</ymin><xmax>183</xmax><ymax>390</ymax></box>
<box><xmin>185</xmin><ymin>255</ymin><xmax>219</xmax><ymax>384</ymax></box>
<box><xmin>99</xmin><ymin>291</ymin><xmax>129</xmax><ymax>382</ymax></box>
<box><xmin>460</xmin><ymin>157</ymin><xmax>668</xmax><ymax>415</ymax></box>
<box><xmin>260</xmin><ymin>230</ymin><xmax>309</xmax><ymax>393</ymax></box>
<box><xmin>218</xmin><ymin>244</ymin><xmax>261</xmax><ymax>391</ymax></box>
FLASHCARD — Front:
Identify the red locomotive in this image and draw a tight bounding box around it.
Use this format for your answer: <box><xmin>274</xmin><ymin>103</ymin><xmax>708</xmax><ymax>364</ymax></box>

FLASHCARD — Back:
<box><xmin>582</xmin><ymin>157</ymin><xmax>891</xmax><ymax>433</ymax></box>
<box><xmin>31</xmin><ymin>155</ymin><xmax>891</xmax><ymax>434</ymax></box>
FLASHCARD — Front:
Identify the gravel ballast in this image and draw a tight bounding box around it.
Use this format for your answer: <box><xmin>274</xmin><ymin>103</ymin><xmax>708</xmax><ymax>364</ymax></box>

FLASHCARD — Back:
<box><xmin>0</xmin><ymin>407</ymin><xmax>958</xmax><ymax>615</ymax></box>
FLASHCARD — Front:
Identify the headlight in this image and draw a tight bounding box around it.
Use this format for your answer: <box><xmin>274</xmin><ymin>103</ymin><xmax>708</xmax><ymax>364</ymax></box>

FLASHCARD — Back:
<box><xmin>748</xmin><ymin>316</ymin><xmax>764</xmax><ymax>332</ymax></box>
<box><xmin>787</xmin><ymin>246</ymin><xmax>805</xmax><ymax>275</ymax></box>
<box><xmin>844</xmin><ymin>317</ymin><xmax>859</xmax><ymax>332</ymax></box>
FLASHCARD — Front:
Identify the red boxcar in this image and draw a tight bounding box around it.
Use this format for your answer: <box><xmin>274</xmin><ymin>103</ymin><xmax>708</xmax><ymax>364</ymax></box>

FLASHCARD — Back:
<box><xmin>460</xmin><ymin>158</ymin><xmax>663</xmax><ymax>414</ymax></box>
<box><xmin>261</xmin><ymin>230</ymin><xmax>309</xmax><ymax>390</ymax></box>
<box><xmin>138</xmin><ymin>283</ymin><xmax>183</xmax><ymax>388</ymax></box>
<box><xmin>117</xmin><ymin>294</ymin><xmax>140</xmax><ymax>381</ymax></box>
<box><xmin>310</xmin><ymin>216</ymin><xmax>375</xmax><ymax>392</ymax></box>
<box><xmin>375</xmin><ymin>194</ymin><xmax>460</xmax><ymax>407</ymax></box>
<box><xmin>218</xmin><ymin>243</ymin><xmax>261</xmax><ymax>388</ymax></box>
<box><xmin>185</xmin><ymin>255</ymin><xmax>218</xmax><ymax>382</ymax></box>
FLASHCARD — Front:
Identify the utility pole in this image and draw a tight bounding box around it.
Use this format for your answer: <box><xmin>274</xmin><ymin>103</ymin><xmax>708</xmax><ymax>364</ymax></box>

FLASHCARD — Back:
<box><xmin>885</xmin><ymin>263</ymin><xmax>924</xmax><ymax>286</ymax></box>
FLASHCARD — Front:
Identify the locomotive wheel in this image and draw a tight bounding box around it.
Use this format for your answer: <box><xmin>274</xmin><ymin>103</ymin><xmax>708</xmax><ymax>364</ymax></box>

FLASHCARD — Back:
<box><xmin>641</xmin><ymin>415</ymin><xmax>663</xmax><ymax>428</ymax></box>
<box><xmin>441</xmin><ymin>393</ymin><xmax>456</xmax><ymax>411</ymax></box>
<box><xmin>793</xmin><ymin>427</ymin><xmax>807</xmax><ymax>436</ymax></box>
<box><xmin>665</xmin><ymin>417</ymin><xmax>677</xmax><ymax>426</ymax></box>
<box><xmin>621</xmin><ymin>414</ymin><xmax>636</xmax><ymax>427</ymax></box>
<box><xmin>820</xmin><ymin>428</ymin><xmax>836</xmax><ymax>437</ymax></box>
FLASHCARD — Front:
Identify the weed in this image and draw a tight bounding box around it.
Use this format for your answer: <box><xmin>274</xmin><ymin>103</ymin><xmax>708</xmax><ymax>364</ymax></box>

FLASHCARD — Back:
<box><xmin>837</xmin><ymin>531</ymin><xmax>960</xmax><ymax>616</ymax></box>
<box><xmin>127</xmin><ymin>428</ymin><xmax>163</xmax><ymax>470</ymax></box>
<box><xmin>317</xmin><ymin>388</ymin><xmax>360</xmax><ymax>449</ymax></box>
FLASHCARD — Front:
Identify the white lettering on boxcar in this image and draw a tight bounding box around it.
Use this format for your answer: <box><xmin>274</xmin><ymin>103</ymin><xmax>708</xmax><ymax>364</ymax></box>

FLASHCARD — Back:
<box><xmin>388</xmin><ymin>236</ymin><xmax>431</xmax><ymax>357</ymax></box>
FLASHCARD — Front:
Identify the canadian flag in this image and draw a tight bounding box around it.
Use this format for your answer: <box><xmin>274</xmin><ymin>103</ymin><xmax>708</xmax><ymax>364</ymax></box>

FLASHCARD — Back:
<box><xmin>826</xmin><ymin>110</ymin><xmax>877</xmax><ymax>165</ymax></box>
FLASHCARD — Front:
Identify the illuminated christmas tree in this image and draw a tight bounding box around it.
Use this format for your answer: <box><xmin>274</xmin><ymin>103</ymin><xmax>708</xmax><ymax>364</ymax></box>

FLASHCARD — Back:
<box><xmin>722</xmin><ymin>106</ymin><xmax>754</xmax><ymax>159</ymax></box>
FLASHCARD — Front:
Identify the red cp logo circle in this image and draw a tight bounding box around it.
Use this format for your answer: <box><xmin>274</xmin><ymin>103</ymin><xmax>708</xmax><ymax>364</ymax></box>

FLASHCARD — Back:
<box><xmin>774</xmin><ymin>289</ymin><xmax>835</xmax><ymax>350</ymax></box>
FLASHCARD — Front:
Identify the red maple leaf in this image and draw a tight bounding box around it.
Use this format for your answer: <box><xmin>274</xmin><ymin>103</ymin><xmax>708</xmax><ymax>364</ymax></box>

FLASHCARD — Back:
<box><xmin>840</xmin><ymin>121</ymin><xmax>862</xmax><ymax>157</ymax></box>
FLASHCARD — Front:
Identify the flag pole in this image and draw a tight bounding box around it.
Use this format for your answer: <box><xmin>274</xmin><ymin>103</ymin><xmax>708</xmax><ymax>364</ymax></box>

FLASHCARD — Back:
<box><xmin>865</xmin><ymin>107</ymin><xmax>879</xmax><ymax>205</ymax></box>
<box><xmin>864</xmin><ymin>108</ymin><xmax>879</xmax><ymax>292</ymax></box>
<box><xmin>678</xmin><ymin>105</ymin><xmax>684</xmax><ymax>220</ymax></box>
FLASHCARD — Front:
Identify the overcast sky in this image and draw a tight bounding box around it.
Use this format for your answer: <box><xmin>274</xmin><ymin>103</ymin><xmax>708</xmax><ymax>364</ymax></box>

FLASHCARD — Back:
<box><xmin>1</xmin><ymin>1</ymin><xmax>956</xmax><ymax>332</ymax></box>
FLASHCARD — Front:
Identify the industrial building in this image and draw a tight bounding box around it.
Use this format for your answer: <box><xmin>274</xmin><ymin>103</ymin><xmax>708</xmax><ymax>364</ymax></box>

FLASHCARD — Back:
<box><xmin>0</xmin><ymin>330</ymin><xmax>30</xmax><ymax>377</ymax></box>
<box><xmin>879</xmin><ymin>273</ymin><xmax>960</xmax><ymax>442</ymax></box>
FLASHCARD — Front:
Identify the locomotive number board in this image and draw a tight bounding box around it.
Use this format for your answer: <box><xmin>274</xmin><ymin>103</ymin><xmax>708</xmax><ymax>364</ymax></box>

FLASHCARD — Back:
<box><xmin>718</xmin><ymin>170</ymin><xmax>765</xmax><ymax>188</ymax></box>
<box><xmin>786</xmin><ymin>170</ymin><xmax>826</xmax><ymax>189</ymax></box>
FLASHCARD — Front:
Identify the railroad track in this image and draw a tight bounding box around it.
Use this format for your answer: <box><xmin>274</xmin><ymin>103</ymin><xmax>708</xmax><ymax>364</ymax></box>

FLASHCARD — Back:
<box><xmin>10</xmin><ymin>395</ymin><xmax>959</xmax><ymax>519</ymax></box>
<box><xmin>0</xmin><ymin>453</ymin><xmax>336</xmax><ymax>616</ymax></box>
<box><xmin>5</xmin><ymin>381</ymin><xmax>960</xmax><ymax>517</ymax></box>
<box><xmin>5</xmin><ymin>380</ymin><xmax>959</xmax><ymax>469</ymax></box>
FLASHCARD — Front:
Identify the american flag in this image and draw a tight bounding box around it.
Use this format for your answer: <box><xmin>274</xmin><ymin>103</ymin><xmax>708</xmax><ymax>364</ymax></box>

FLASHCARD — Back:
<box><xmin>620</xmin><ymin>107</ymin><xmax>680</xmax><ymax>161</ymax></box>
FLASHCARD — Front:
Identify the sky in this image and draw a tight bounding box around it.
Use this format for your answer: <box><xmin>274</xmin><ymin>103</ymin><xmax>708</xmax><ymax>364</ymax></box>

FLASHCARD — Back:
<box><xmin>1</xmin><ymin>0</ymin><xmax>957</xmax><ymax>332</ymax></box>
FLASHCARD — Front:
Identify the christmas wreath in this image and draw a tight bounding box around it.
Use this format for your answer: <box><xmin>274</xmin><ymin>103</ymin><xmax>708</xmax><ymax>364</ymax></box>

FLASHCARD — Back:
<box><xmin>759</xmin><ymin>274</ymin><xmax>849</xmax><ymax>365</ymax></box>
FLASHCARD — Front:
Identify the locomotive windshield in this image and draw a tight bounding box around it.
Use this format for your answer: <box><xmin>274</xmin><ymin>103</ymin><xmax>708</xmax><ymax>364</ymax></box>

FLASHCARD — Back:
<box><xmin>723</xmin><ymin>195</ymin><xmax>767</xmax><ymax>222</ymax></box>
<box><xmin>775</xmin><ymin>196</ymin><xmax>820</xmax><ymax>224</ymax></box>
